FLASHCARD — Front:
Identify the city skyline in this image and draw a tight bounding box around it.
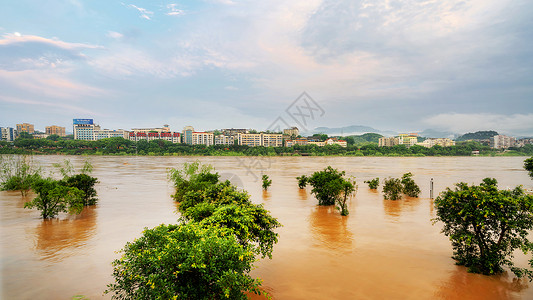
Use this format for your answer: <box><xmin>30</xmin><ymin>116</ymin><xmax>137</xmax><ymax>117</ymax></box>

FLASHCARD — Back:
<box><xmin>1</xmin><ymin>1</ymin><xmax>533</xmax><ymax>135</ymax></box>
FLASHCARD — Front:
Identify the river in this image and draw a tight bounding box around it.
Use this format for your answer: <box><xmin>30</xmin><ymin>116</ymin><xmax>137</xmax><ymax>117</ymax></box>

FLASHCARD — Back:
<box><xmin>1</xmin><ymin>156</ymin><xmax>532</xmax><ymax>299</ymax></box>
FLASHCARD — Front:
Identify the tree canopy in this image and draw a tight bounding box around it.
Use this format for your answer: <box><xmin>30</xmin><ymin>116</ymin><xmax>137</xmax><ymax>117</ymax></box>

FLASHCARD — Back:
<box><xmin>434</xmin><ymin>178</ymin><xmax>533</xmax><ymax>279</ymax></box>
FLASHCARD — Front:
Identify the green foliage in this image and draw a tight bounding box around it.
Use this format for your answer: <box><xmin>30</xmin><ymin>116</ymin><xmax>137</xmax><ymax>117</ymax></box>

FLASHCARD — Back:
<box><xmin>401</xmin><ymin>172</ymin><xmax>420</xmax><ymax>197</ymax></box>
<box><xmin>306</xmin><ymin>166</ymin><xmax>356</xmax><ymax>215</ymax></box>
<box><xmin>434</xmin><ymin>178</ymin><xmax>533</xmax><ymax>279</ymax></box>
<box><xmin>0</xmin><ymin>155</ymin><xmax>41</xmax><ymax>196</ymax></box>
<box><xmin>17</xmin><ymin>132</ymin><xmax>33</xmax><ymax>139</ymax></box>
<box><xmin>364</xmin><ymin>178</ymin><xmax>379</xmax><ymax>189</ymax></box>
<box><xmin>62</xmin><ymin>174</ymin><xmax>98</xmax><ymax>206</ymax></box>
<box><xmin>168</xmin><ymin>161</ymin><xmax>219</xmax><ymax>202</ymax></box>
<box><xmin>525</xmin><ymin>157</ymin><xmax>533</xmax><ymax>179</ymax></box>
<box><xmin>261</xmin><ymin>174</ymin><xmax>272</xmax><ymax>190</ymax></box>
<box><xmin>24</xmin><ymin>178</ymin><xmax>84</xmax><ymax>219</ymax></box>
<box><xmin>46</xmin><ymin>134</ymin><xmax>61</xmax><ymax>141</ymax></box>
<box><xmin>296</xmin><ymin>175</ymin><xmax>308</xmax><ymax>189</ymax></box>
<box><xmin>105</xmin><ymin>223</ymin><xmax>263</xmax><ymax>300</ymax></box>
<box><xmin>383</xmin><ymin>173</ymin><xmax>421</xmax><ymax>199</ymax></box>
<box><xmin>383</xmin><ymin>178</ymin><xmax>403</xmax><ymax>200</ymax></box>
<box><xmin>185</xmin><ymin>203</ymin><xmax>281</xmax><ymax>258</ymax></box>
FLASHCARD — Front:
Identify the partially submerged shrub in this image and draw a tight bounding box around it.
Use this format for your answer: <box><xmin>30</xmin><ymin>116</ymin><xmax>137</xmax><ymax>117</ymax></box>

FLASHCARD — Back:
<box><xmin>296</xmin><ymin>175</ymin><xmax>308</xmax><ymax>189</ymax></box>
<box><xmin>383</xmin><ymin>178</ymin><xmax>403</xmax><ymax>200</ymax></box>
<box><xmin>401</xmin><ymin>172</ymin><xmax>420</xmax><ymax>197</ymax></box>
<box><xmin>364</xmin><ymin>178</ymin><xmax>379</xmax><ymax>189</ymax></box>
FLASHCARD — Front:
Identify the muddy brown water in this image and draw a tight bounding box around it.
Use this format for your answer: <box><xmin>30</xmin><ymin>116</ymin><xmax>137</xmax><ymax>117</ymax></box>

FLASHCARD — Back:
<box><xmin>1</xmin><ymin>156</ymin><xmax>532</xmax><ymax>299</ymax></box>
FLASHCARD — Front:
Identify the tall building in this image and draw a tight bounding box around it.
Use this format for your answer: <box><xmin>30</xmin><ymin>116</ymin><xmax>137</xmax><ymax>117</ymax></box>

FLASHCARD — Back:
<box><xmin>491</xmin><ymin>135</ymin><xmax>516</xmax><ymax>149</ymax></box>
<box><xmin>214</xmin><ymin>134</ymin><xmax>234</xmax><ymax>145</ymax></box>
<box><xmin>1</xmin><ymin>127</ymin><xmax>16</xmax><ymax>141</ymax></box>
<box><xmin>45</xmin><ymin>125</ymin><xmax>66</xmax><ymax>137</ymax></box>
<box><xmin>417</xmin><ymin>138</ymin><xmax>455</xmax><ymax>148</ymax></box>
<box><xmin>73</xmin><ymin>119</ymin><xmax>127</xmax><ymax>141</ymax></box>
<box><xmin>221</xmin><ymin>128</ymin><xmax>248</xmax><ymax>137</ymax></box>
<box><xmin>16</xmin><ymin>123</ymin><xmax>35</xmax><ymax>134</ymax></box>
<box><xmin>128</xmin><ymin>125</ymin><xmax>180</xmax><ymax>143</ymax></box>
<box><xmin>238</xmin><ymin>133</ymin><xmax>283</xmax><ymax>147</ymax></box>
<box><xmin>182</xmin><ymin>126</ymin><xmax>194</xmax><ymax>145</ymax></box>
<box><xmin>192</xmin><ymin>132</ymin><xmax>214</xmax><ymax>146</ymax></box>
<box><xmin>398</xmin><ymin>134</ymin><xmax>418</xmax><ymax>148</ymax></box>
<box><xmin>283</xmin><ymin>127</ymin><xmax>299</xmax><ymax>139</ymax></box>
<box><xmin>378</xmin><ymin>137</ymin><xmax>399</xmax><ymax>147</ymax></box>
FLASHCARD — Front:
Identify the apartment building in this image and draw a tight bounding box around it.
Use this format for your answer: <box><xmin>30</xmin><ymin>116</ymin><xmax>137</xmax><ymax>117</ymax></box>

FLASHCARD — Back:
<box><xmin>417</xmin><ymin>138</ymin><xmax>455</xmax><ymax>148</ymax></box>
<box><xmin>1</xmin><ymin>127</ymin><xmax>16</xmax><ymax>141</ymax></box>
<box><xmin>73</xmin><ymin>119</ymin><xmax>127</xmax><ymax>141</ymax></box>
<box><xmin>215</xmin><ymin>134</ymin><xmax>234</xmax><ymax>146</ymax></box>
<box><xmin>237</xmin><ymin>133</ymin><xmax>283</xmax><ymax>147</ymax></box>
<box><xmin>16</xmin><ymin>123</ymin><xmax>35</xmax><ymax>134</ymax></box>
<box><xmin>378</xmin><ymin>137</ymin><xmax>399</xmax><ymax>147</ymax></box>
<box><xmin>128</xmin><ymin>132</ymin><xmax>181</xmax><ymax>143</ymax></box>
<box><xmin>308</xmin><ymin>138</ymin><xmax>346</xmax><ymax>147</ymax></box>
<box><xmin>491</xmin><ymin>135</ymin><xmax>516</xmax><ymax>149</ymax></box>
<box><xmin>45</xmin><ymin>125</ymin><xmax>66</xmax><ymax>137</ymax></box>
<box><xmin>285</xmin><ymin>138</ymin><xmax>308</xmax><ymax>147</ymax></box>
<box><xmin>283</xmin><ymin>127</ymin><xmax>299</xmax><ymax>139</ymax></box>
<box><xmin>192</xmin><ymin>132</ymin><xmax>214</xmax><ymax>146</ymax></box>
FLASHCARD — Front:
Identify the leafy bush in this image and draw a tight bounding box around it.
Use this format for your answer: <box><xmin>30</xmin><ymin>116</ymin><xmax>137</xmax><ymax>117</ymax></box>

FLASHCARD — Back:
<box><xmin>168</xmin><ymin>161</ymin><xmax>219</xmax><ymax>202</ymax></box>
<box><xmin>105</xmin><ymin>223</ymin><xmax>263</xmax><ymax>300</ymax></box>
<box><xmin>306</xmin><ymin>166</ymin><xmax>356</xmax><ymax>215</ymax></box>
<box><xmin>24</xmin><ymin>178</ymin><xmax>84</xmax><ymax>219</ymax></box>
<box><xmin>0</xmin><ymin>155</ymin><xmax>41</xmax><ymax>196</ymax></box>
<box><xmin>401</xmin><ymin>172</ymin><xmax>420</xmax><ymax>197</ymax></box>
<box><xmin>261</xmin><ymin>175</ymin><xmax>272</xmax><ymax>190</ymax></box>
<box><xmin>434</xmin><ymin>178</ymin><xmax>533</xmax><ymax>279</ymax></box>
<box><xmin>296</xmin><ymin>175</ymin><xmax>308</xmax><ymax>189</ymax></box>
<box><xmin>62</xmin><ymin>174</ymin><xmax>99</xmax><ymax>205</ymax></box>
<box><xmin>364</xmin><ymin>178</ymin><xmax>379</xmax><ymax>189</ymax></box>
<box><xmin>382</xmin><ymin>178</ymin><xmax>403</xmax><ymax>200</ymax></box>
<box><xmin>525</xmin><ymin>157</ymin><xmax>533</xmax><ymax>179</ymax></box>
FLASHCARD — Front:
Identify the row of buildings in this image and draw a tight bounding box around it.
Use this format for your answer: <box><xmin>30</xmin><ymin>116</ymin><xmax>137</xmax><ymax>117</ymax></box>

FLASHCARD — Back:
<box><xmin>378</xmin><ymin>133</ymin><xmax>532</xmax><ymax>149</ymax></box>
<box><xmin>1</xmin><ymin>123</ymin><xmax>66</xmax><ymax>141</ymax></box>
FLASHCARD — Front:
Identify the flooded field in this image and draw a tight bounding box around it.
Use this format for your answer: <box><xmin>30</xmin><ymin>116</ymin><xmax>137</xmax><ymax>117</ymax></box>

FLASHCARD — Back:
<box><xmin>1</xmin><ymin>156</ymin><xmax>532</xmax><ymax>299</ymax></box>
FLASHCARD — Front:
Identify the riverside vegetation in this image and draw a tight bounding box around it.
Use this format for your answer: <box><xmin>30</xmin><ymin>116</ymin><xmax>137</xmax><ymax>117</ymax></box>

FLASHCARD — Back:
<box><xmin>106</xmin><ymin>161</ymin><xmax>281</xmax><ymax>299</ymax></box>
<box><xmin>2</xmin><ymin>136</ymin><xmax>533</xmax><ymax>157</ymax></box>
<box><xmin>0</xmin><ymin>156</ymin><xmax>98</xmax><ymax>219</ymax></box>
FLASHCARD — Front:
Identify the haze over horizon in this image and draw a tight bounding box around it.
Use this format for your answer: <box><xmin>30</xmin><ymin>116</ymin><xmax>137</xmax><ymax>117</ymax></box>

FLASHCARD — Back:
<box><xmin>1</xmin><ymin>1</ymin><xmax>532</xmax><ymax>136</ymax></box>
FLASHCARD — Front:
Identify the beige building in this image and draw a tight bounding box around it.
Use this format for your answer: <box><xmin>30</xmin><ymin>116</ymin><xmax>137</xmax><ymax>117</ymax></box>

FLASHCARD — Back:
<box><xmin>398</xmin><ymin>134</ymin><xmax>418</xmax><ymax>147</ymax></box>
<box><xmin>283</xmin><ymin>127</ymin><xmax>299</xmax><ymax>139</ymax></box>
<box><xmin>238</xmin><ymin>133</ymin><xmax>283</xmax><ymax>147</ymax></box>
<box><xmin>214</xmin><ymin>134</ymin><xmax>234</xmax><ymax>146</ymax></box>
<box><xmin>45</xmin><ymin>125</ymin><xmax>66</xmax><ymax>137</ymax></box>
<box><xmin>192</xmin><ymin>132</ymin><xmax>214</xmax><ymax>146</ymax></box>
<box><xmin>285</xmin><ymin>138</ymin><xmax>308</xmax><ymax>147</ymax></box>
<box><xmin>308</xmin><ymin>138</ymin><xmax>346</xmax><ymax>147</ymax></box>
<box><xmin>378</xmin><ymin>137</ymin><xmax>399</xmax><ymax>147</ymax></box>
<box><xmin>417</xmin><ymin>138</ymin><xmax>455</xmax><ymax>148</ymax></box>
<box><xmin>491</xmin><ymin>135</ymin><xmax>516</xmax><ymax>149</ymax></box>
<box><xmin>16</xmin><ymin>123</ymin><xmax>35</xmax><ymax>134</ymax></box>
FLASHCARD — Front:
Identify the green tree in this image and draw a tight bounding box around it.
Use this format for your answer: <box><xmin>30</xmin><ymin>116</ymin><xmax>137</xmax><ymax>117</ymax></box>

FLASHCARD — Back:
<box><xmin>306</xmin><ymin>166</ymin><xmax>356</xmax><ymax>215</ymax></box>
<box><xmin>434</xmin><ymin>178</ymin><xmax>533</xmax><ymax>278</ymax></box>
<box><xmin>261</xmin><ymin>174</ymin><xmax>272</xmax><ymax>190</ymax></box>
<box><xmin>401</xmin><ymin>172</ymin><xmax>420</xmax><ymax>197</ymax></box>
<box><xmin>24</xmin><ymin>178</ymin><xmax>84</xmax><ymax>219</ymax></box>
<box><xmin>383</xmin><ymin>178</ymin><xmax>403</xmax><ymax>200</ymax></box>
<box><xmin>105</xmin><ymin>223</ymin><xmax>263</xmax><ymax>300</ymax></box>
<box><xmin>364</xmin><ymin>178</ymin><xmax>379</xmax><ymax>189</ymax></box>
<box><xmin>296</xmin><ymin>175</ymin><xmax>308</xmax><ymax>189</ymax></box>
<box><xmin>17</xmin><ymin>132</ymin><xmax>33</xmax><ymax>139</ymax></box>
<box><xmin>46</xmin><ymin>134</ymin><xmax>61</xmax><ymax>141</ymax></box>
<box><xmin>62</xmin><ymin>174</ymin><xmax>98</xmax><ymax>205</ymax></box>
<box><xmin>0</xmin><ymin>155</ymin><xmax>41</xmax><ymax>196</ymax></box>
<box><xmin>525</xmin><ymin>157</ymin><xmax>533</xmax><ymax>179</ymax></box>
<box><xmin>168</xmin><ymin>161</ymin><xmax>219</xmax><ymax>202</ymax></box>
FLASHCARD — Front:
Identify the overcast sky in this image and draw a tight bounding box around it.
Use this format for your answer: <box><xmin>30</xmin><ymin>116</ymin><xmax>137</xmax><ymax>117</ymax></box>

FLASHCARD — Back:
<box><xmin>1</xmin><ymin>0</ymin><xmax>532</xmax><ymax>136</ymax></box>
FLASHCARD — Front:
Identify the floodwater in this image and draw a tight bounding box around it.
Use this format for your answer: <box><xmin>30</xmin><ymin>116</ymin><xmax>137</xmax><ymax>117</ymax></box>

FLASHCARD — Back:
<box><xmin>1</xmin><ymin>156</ymin><xmax>532</xmax><ymax>299</ymax></box>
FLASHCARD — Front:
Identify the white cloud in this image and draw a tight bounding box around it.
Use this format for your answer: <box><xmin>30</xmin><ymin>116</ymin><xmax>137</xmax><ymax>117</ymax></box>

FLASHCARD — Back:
<box><xmin>166</xmin><ymin>4</ymin><xmax>184</xmax><ymax>16</ymax></box>
<box><xmin>423</xmin><ymin>113</ymin><xmax>533</xmax><ymax>135</ymax></box>
<box><xmin>127</xmin><ymin>4</ymin><xmax>153</xmax><ymax>20</ymax></box>
<box><xmin>0</xmin><ymin>95</ymin><xmax>101</xmax><ymax>116</ymax></box>
<box><xmin>107</xmin><ymin>31</ymin><xmax>124</xmax><ymax>40</ymax></box>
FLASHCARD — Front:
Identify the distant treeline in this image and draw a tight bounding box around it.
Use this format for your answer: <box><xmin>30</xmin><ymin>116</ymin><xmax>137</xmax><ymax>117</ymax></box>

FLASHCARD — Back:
<box><xmin>1</xmin><ymin>137</ymin><xmax>532</xmax><ymax>156</ymax></box>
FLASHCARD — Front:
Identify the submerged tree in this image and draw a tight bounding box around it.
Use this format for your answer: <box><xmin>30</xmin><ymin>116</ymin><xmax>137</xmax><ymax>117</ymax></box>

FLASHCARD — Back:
<box><xmin>525</xmin><ymin>157</ymin><xmax>533</xmax><ymax>179</ymax></box>
<box><xmin>296</xmin><ymin>175</ymin><xmax>308</xmax><ymax>189</ymax></box>
<box><xmin>0</xmin><ymin>155</ymin><xmax>41</xmax><ymax>196</ymax></box>
<box><xmin>434</xmin><ymin>178</ymin><xmax>533</xmax><ymax>279</ymax></box>
<box><xmin>261</xmin><ymin>175</ymin><xmax>272</xmax><ymax>191</ymax></box>
<box><xmin>364</xmin><ymin>178</ymin><xmax>379</xmax><ymax>189</ymax></box>
<box><xmin>24</xmin><ymin>178</ymin><xmax>84</xmax><ymax>219</ymax></box>
<box><xmin>306</xmin><ymin>166</ymin><xmax>356</xmax><ymax>215</ymax></box>
<box><xmin>382</xmin><ymin>173</ymin><xmax>421</xmax><ymax>200</ymax></box>
<box><xmin>401</xmin><ymin>172</ymin><xmax>420</xmax><ymax>197</ymax></box>
<box><xmin>106</xmin><ymin>223</ymin><xmax>263</xmax><ymax>300</ymax></box>
<box><xmin>168</xmin><ymin>161</ymin><xmax>219</xmax><ymax>202</ymax></box>
<box><xmin>54</xmin><ymin>159</ymin><xmax>99</xmax><ymax>206</ymax></box>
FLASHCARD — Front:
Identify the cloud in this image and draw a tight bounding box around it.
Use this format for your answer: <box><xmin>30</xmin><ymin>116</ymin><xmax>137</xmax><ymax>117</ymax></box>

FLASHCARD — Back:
<box><xmin>0</xmin><ymin>95</ymin><xmax>102</xmax><ymax>116</ymax></box>
<box><xmin>423</xmin><ymin>113</ymin><xmax>533</xmax><ymax>135</ymax></box>
<box><xmin>107</xmin><ymin>31</ymin><xmax>124</xmax><ymax>40</ymax></box>
<box><xmin>166</xmin><ymin>4</ymin><xmax>184</xmax><ymax>16</ymax></box>
<box><xmin>0</xmin><ymin>33</ymin><xmax>102</xmax><ymax>71</ymax></box>
<box><xmin>127</xmin><ymin>4</ymin><xmax>153</xmax><ymax>20</ymax></box>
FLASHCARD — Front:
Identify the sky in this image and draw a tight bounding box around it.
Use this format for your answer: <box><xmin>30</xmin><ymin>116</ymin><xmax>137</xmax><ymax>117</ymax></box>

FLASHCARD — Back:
<box><xmin>1</xmin><ymin>0</ymin><xmax>532</xmax><ymax>136</ymax></box>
